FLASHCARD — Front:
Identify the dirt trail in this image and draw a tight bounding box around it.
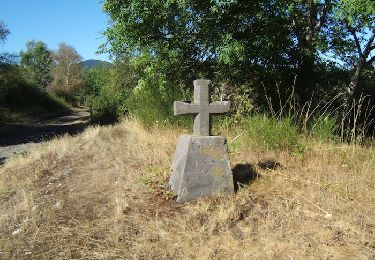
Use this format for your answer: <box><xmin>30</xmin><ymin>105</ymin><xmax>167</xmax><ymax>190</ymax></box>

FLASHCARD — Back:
<box><xmin>0</xmin><ymin>108</ymin><xmax>90</xmax><ymax>165</ymax></box>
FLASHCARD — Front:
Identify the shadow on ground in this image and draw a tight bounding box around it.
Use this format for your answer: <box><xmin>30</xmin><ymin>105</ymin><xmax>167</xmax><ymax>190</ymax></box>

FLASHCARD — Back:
<box><xmin>232</xmin><ymin>160</ymin><xmax>282</xmax><ymax>192</ymax></box>
<box><xmin>0</xmin><ymin>122</ymin><xmax>89</xmax><ymax>147</ymax></box>
<box><xmin>0</xmin><ymin>157</ymin><xmax>6</xmax><ymax>166</ymax></box>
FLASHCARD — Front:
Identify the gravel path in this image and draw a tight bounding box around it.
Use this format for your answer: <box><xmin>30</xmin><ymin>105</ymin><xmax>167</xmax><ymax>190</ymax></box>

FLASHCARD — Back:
<box><xmin>0</xmin><ymin>108</ymin><xmax>90</xmax><ymax>166</ymax></box>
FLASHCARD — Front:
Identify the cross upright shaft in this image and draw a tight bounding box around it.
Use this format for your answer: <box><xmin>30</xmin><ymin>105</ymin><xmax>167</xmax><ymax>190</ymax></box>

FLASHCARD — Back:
<box><xmin>174</xmin><ymin>79</ymin><xmax>230</xmax><ymax>136</ymax></box>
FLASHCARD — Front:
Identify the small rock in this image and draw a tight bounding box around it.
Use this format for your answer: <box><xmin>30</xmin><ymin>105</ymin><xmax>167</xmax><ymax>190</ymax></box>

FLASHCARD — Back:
<box><xmin>53</xmin><ymin>202</ymin><xmax>62</xmax><ymax>210</ymax></box>
<box><xmin>324</xmin><ymin>213</ymin><xmax>333</xmax><ymax>219</ymax></box>
<box><xmin>12</xmin><ymin>228</ymin><xmax>22</xmax><ymax>236</ymax></box>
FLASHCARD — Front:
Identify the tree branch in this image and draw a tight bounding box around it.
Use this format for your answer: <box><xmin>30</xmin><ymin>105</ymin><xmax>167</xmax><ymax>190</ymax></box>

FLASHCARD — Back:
<box><xmin>346</xmin><ymin>23</ymin><xmax>363</xmax><ymax>57</ymax></box>
<box><xmin>367</xmin><ymin>55</ymin><xmax>375</xmax><ymax>65</ymax></box>
<box><xmin>309</xmin><ymin>0</ymin><xmax>318</xmax><ymax>29</ymax></box>
<box><xmin>362</xmin><ymin>29</ymin><xmax>375</xmax><ymax>57</ymax></box>
<box><xmin>315</xmin><ymin>1</ymin><xmax>331</xmax><ymax>32</ymax></box>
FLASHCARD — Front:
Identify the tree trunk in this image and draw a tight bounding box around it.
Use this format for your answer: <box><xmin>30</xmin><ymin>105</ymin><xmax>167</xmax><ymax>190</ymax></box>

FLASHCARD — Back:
<box><xmin>347</xmin><ymin>57</ymin><xmax>366</xmax><ymax>101</ymax></box>
<box><xmin>294</xmin><ymin>0</ymin><xmax>331</xmax><ymax>104</ymax></box>
<box><xmin>345</xmin><ymin>29</ymin><xmax>375</xmax><ymax>103</ymax></box>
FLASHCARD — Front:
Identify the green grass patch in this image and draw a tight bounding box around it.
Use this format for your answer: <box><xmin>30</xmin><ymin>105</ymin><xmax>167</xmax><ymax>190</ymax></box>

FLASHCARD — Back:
<box><xmin>244</xmin><ymin>115</ymin><xmax>305</xmax><ymax>153</ymax></box>
<box><xmin>311</xmin><ymin>115</ymin><xmax>338</xmax><ymax>142</ymax></box>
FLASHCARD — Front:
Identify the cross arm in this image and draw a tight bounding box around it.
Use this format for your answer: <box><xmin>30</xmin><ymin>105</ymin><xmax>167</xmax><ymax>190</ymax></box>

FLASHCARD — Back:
<box><xmin>208</xmin><ymin>101</ymin><xmax>231</xmax><ymax>114</ymax></box>
<box><xmin>174</xmin><ymin>101</ymin><xmax>200</xmax><ymax>116</ymax></box>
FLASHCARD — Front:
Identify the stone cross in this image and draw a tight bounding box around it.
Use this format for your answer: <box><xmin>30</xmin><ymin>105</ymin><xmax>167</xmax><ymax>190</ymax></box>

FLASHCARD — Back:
<box><xmin>174</xmin><ymin>79</ymin><xmax>230</xmax><ymax>136</ymax></box>
<box><xmin>170</xmin><ymin>79</ymin><xmax>234</xmax><ymax>202</ymax></box>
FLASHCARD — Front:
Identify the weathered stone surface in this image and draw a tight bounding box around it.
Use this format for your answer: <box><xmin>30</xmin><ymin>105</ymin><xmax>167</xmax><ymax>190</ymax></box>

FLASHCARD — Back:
<box><xmin>170</xmin><ymin>135</ymin><xmax>234</xmax><ymax>202</ymax></box>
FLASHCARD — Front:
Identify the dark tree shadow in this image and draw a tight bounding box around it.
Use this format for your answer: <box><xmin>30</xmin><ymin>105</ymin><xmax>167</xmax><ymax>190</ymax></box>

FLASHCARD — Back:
<box><xmin>0</xmin><ymin>122</ymin><xmax>89</xmax><ymax>147</ymax></box>
<box><xmin>0</xmin><ymin>157</ymin><xmax>6</xmax><ymax>166</ymax></box>
<box><xmin>232</xmin><ymin>163</ymin><xmax>259</xmax><ymax>192</ymax></box>
<box><xmin>257</xmin><ymin>159</ymin><xmax>282</xmax><ymax>170</ymax></box>
<box><xmin>232</xmin><ymin>160</ymin><xmax>282</xmax><ymax>192</ymax></box>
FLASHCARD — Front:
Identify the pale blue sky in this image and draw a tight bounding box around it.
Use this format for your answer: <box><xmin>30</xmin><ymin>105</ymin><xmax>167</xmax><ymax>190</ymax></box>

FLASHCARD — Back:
<box><xmin>0</xmin><ymin>0</ymin><xmax>110</xmax><ymax>61</ymax></box>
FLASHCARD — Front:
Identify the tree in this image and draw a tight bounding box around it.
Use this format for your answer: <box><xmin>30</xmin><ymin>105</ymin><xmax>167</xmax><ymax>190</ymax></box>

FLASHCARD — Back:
<box><xmin>102</xmin><ymin>1</ymin><xmax>295</xmax><ymax>104</ymax></box>
<box><xmin>0</xmin><ymin>20</ymin><xmax>9</xmax><ymax>43</ymax></box>
<box><xmin>286</xmin><ymin>0</ymin><xmax>336</xmax><ymax>57</ymax></box>
<box><xmin>20</xmin><ymin>41</ymin><xmax>53</xmax><ymax>89</ymax></box>
<box><xmin>50</xmin><ymin>43</ymin><xmax>84</xmax><ymax>104</ymax></box>
<box><xmin>84</xmin><ymin>65</ymin><xmax>111</xmax><ymax>98</ymax></box>
<box><xmin>0</xmin><ymin>20</ymin><xmax>14</xmax><ymax>65</ymax></box>
<box><xmin>283</xmin><ymin>0</ymin><xmax>337</xmax><ymax>101</ymax></box>
<box><xmin>102</xmin><ymin>0</ymin><xmax>373</xmax><ymax>121</ymax></box>
<box><xmin>333</xmin><ymin>0</ymin><xmax>375</xmax><ymax>100</ymax></box>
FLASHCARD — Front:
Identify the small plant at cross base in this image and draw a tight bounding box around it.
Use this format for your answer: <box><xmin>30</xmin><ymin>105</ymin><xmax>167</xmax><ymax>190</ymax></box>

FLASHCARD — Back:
<box><xmin>142</xmin><ymin>166</ymin><xmax>177</xmax><ymax>200</ymax></box>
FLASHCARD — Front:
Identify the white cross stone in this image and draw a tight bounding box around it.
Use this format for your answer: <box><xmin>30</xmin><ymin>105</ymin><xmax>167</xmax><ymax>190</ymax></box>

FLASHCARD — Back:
<box><xmin>174</xmin><ymin>79</ymin><xmax>230</xmax><ymax>136</ymax></box>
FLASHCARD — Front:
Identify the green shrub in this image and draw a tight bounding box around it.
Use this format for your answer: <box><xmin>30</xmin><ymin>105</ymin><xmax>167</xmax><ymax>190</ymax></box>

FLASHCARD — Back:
<box><xmin>311</xmin><ymin>115</ymin><xmax>338</xmax><ymax>142</ymax></box>
<box><xmin>244</xmin><ymin>115</ymin><xmax>305</xmax><ymax>153</ymax></box>
<box><xmin>128</xmin><ymin>81</ymin><xmax>171</xmax><ymax>126</ymax></box>
<box><xmin>127</xmin><ymin>73</ymin><xmax>192</xmax><ymax>129</ymax></box>
<box><xmin>1</xmin><ymin>65</ymin><xmax>67</xmax><ymax>120</ymax></box>
<box><xmin>88</xmin><ymin>86</ymin><xmax>124</xmax><ymax>124</ymax></box>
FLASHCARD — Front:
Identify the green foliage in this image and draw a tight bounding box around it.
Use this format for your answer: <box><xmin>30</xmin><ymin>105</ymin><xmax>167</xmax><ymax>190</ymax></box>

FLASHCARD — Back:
<box><xmin>102</xmin><ymin>0</ymin><xmax>296</xmax><ymax>99</ymax></box>
<box><xmin>331</xmin><ymin>0</ymin><xmax>374</xmax><ymax>94</ymax></box>
<box><xmin>83</xmin><ymin>55</ymin><xmax>190</xmax><ymax>126</ymax></box>
<box><xmin>0</xmin><ymin>21</ymin><xmax>14</xmax><ymax>65</ymax></box>
<box><xmin>84</xmin><ymin>65</ymin><xmax>111</xmax><ymax>98</ymax></box>
<box><xmin>127</xmin><ymin>67</ymin><xmax>185</xmax><ymax>127</ymax></box>
<box><xmin>83</xmin><ymin>53</ymin><xmax>192</xmax><ymax>127</ymax></box>
<box><xmin>0</xmin><ymin>30</ymin><xmax>69</xmax><ymax>121</ymax></box>
<box><xmin>50</xmin><ymin>43</ymin><xmax>84</xmax><ymax>104</ymax></box>
<box><xmin>83</xmin><ymin>61</ymin><xmax>130</xmax><ymax>123</ymax></box>
<box><xmin>244</xmin><ymin>115</ymin><xmax>305</xmax><ymax>153</ymax></box>
<box><xmin>84</xmin><ymin>66</ymin><xmax>118</xmax><ymax>123</ymax></box>
<box><xmin>101</xmin><ymin>0</ymin><xmax>353</xmax><ymax>113</ymax></box>
<box><xmin>0</xmin><ymin>20</ymin><xmax>9</xmax><ymax>43</ymax></box>
<box><xmin>218</xmin><ymin>34</ymin><xmax>245</xmax><ymax>65</ymax></box>
<box><xmin>311</xmin><ymin>115</ymin><xmax>339</xmax><ymax>142</ymax></box>
<box><xmin>0</xmin><ymin>64</ymin><xmax>67</xmax><ymax>121</ymax></box>
<box><xmin>99</xmin><ymin>0</ymin><xmax>374</xmax><ymax>140</ymax></box>
<box><xmin>88</xmin><ymin>86</ymin><xmax>122</xmax><ymax>124</ymax></box>
<box><xmin>336</xmin><ymin>0</ymin><xmax>375</xmax><ymax>27</ymax></box>
<box><xmin>20</xmin><ymin>41</ymin><xmax>53</xmax><ymax>89</ymax></box>
<box><xmin>141</xmin><ymin>166</ymin><xmax>176</xmax><ymax>200</ymax></box>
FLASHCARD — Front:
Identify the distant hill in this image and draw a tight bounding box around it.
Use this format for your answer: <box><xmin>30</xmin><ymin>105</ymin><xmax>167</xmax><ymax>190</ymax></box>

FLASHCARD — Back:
<box><xmin>80</xmin><ymin>59</ymin><xmax>111</xmax><ymax>69</ymax></box>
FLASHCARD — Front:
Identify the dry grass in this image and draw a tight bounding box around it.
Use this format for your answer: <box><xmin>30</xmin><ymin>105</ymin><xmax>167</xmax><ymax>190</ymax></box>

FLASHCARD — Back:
<box><xmin>0</xmin><ymin>119</ymin><xmax>374</xmax><ymax>259</ymax></box>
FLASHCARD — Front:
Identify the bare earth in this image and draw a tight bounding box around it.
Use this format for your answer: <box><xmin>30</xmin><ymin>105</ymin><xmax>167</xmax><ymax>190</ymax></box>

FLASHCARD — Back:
<box><xmin>0</xmin><ymin>108</ymin><xmax>90</xmax><ymax>165</ymax></box>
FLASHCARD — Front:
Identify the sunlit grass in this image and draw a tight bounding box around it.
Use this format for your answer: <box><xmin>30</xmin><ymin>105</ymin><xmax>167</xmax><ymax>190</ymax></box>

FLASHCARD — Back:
<box><xmin>0</xmin><ymin>118</ymin><xmax>374</xmax><ymax>259</ymax></box>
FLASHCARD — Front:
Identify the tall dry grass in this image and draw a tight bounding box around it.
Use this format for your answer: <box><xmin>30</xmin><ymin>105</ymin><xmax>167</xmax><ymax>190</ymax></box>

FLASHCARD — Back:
<box><xmin>0</xmin><ymin>119</ymin><xmax>374</xmax><ymax>259</ymax></box>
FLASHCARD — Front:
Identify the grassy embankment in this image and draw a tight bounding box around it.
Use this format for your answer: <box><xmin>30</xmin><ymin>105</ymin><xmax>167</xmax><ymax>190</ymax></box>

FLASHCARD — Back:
<box><xmin>0</xmin><ymin>77</ymin><xmax>69</xmax><ymax>123</ymax></box>
<box><xmin>0</xmin><ymin>118</ymin><xmax>374</xmax><ymax>259</ymax></box>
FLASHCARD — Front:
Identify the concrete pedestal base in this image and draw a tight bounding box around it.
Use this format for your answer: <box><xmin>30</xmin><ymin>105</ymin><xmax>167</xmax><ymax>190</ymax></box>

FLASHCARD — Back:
<box><xmin>170</xmin><ymin>135</ymin><xmax>234</xmax><ymax>202</ymax></box>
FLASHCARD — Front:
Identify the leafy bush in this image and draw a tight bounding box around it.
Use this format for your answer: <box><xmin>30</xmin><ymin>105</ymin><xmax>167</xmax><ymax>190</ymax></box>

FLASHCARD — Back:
<box><xmin>127</xmin><ymin>76</ymin><xmax>172</xmax><ymax>126</ymax></box>
<box><xmin>83</xmin><ymin>64</ymin><xmax>127</xmax><ymax>124</ymax></box>
<box><xmin>244</xmin><ymin>115</ymin><xmax>305</xmax><ymax>152</ymax></box>
<box><xmin>83</xmin><ymin>66</ymin><xmax>111</xmax><ymax>98</ymax></box>
<box><xmin>123</xmin><ymin>55</ymin><xmax>193</xmax><ymax>128</ymax></box>
<box><xmin>0</xmin><ymin>64</ymin><xmax>67</xmax><ymax>121</ymax></box>
<box><xmin>88</xmin><ymin>86</ymin><xmax>125</xmax><ymax>124</ymax></box>
<box><xmin>311</xmin><ymin>115</ymin><xmax>338</xmax><ymax>142</ymax></box>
